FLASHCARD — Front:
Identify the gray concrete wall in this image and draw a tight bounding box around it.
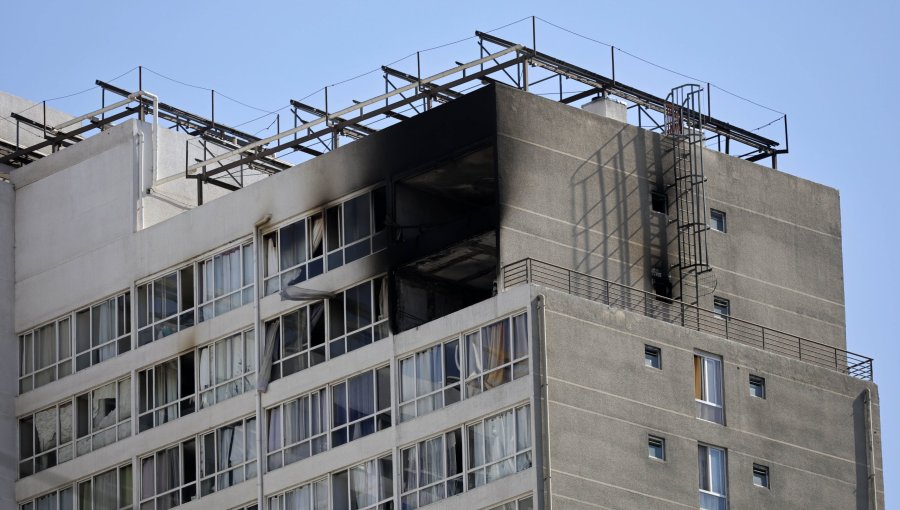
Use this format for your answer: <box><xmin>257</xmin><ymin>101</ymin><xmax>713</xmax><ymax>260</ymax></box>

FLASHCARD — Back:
<box><xmin>536</xmin><ymin>285</ymin><xmax>882</xmax><ymax>509</ymax></box>
<box><xmin>495</xmin><ymin>86</ymin><xmax>847</xmax><ymax>350</ymax></box>
<box><xmin>0</xmin><ymin>92</ymin><xmax>75</xmax><ymax>151</ymax></box>
<box><xmin>0</xmin><ymin>181</ymin><xmax>16</xmax><ymax>510</ymax></box>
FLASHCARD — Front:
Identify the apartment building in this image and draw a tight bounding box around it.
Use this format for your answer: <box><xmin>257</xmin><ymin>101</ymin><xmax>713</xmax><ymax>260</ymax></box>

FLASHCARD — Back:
<box><xmin>0</xmin><ymin>36</ymin><xmax>883</xmax><ymax>510</ymax></box>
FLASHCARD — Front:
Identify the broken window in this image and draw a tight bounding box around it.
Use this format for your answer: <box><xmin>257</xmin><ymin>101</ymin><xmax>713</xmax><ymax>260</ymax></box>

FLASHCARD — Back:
<box><xmin>21</xmin><ymin>464</ymin><xmax>131</xmax><ymax>510</ymax></box>
<box><xmin>266</xmin><ymin>387</ymin><xmax>328</xmax><ymax>471</ymax></box>
<box><xmin>330</xmin><ymin>366</ymin><xmax>391</xmax><ymax>448</ymax></box>
<box><xmin>199</xmin><ymin>417</ymin><xmax>257</xmax><ymax>497</ymax></box>
<box><xmin>138</xmin><ymin>352</ymin><xmax>196</xmax><ymax>432</ymax></box>
<box><xmin>137</xmin><ymin>267</ymin><xmax>194</xmax><ymax>346</ymax></box>
<box><xmin>198</xmin><ymin>242</ymin><xmax>254</xmax><ymax>322</ymax></box>
<box><xmin>75</xmin><ymin>377</ymin><xmax>131</xmax><ymax>456</ymax></box>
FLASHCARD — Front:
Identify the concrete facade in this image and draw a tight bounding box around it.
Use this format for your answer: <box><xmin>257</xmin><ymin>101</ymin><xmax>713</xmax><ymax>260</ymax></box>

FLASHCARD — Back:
<box><xmin>3</xmin><ymin>83</ymin><xmax>882</xmax><ymax>510</ymax></box>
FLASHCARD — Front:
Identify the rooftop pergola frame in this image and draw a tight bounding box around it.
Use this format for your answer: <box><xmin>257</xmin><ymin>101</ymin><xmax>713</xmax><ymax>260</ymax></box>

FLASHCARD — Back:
<box><xmin>187</xmin><ymin>31</ymin><xmax>786</xmax><ymax>186</ymax></box>
<box><xmin>2</xmin><ymin>27</ymin><xmax>787</xmax><ymax>196</ymax></box>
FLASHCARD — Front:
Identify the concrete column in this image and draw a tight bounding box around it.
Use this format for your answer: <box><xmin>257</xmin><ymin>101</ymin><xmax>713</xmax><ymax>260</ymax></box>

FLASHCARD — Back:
<box><xmin>0</xmin><ymin>179</ymin><xmax>16</xmax><ymax>508</ymax></box>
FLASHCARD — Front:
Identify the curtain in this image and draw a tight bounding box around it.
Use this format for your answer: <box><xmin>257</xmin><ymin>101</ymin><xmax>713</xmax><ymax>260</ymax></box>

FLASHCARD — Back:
<box><xmin>36</xmin><ymin>324</ymin><xmax>55</xmax><ymax>371</ymax></box>
<box><xmin>280</xmin><ymin>222</ymin><xmax>307</xmax><ymax>271</ymax></box>
<box><xmin>268</xmin><ymin>407</ymin><xmax>283</xmax><ymax>452</ymax></box>
<box><xmin>400</xmin><ymin>358</ymin><xmax>415</xmax><ymax>403</ymax></box>
<box><xmin>93</xmin><ymin>468</ymin><xmax>117</xmax><ymax>509</ymax></box>
<box><xmin>416</xmin><ymin>349</ymin><xmax>435</xmax><ymax>410</ymax></box>
<box><xmin>34</xmin><ymin>408</ymin><xmax>57</xmax><ymax>454</ymax></box>
<box><xmin>285</xmin><ymin>484</ymin><xmax>310</xmax><ymax>510</ymax></box>
<box><xmin>484</xmin><ymin>409</ymin><xmax>515</xmax><ymax>480</ymax></box>
<box><xmin>419</xmin><ymin>435</ymin><xmax>444</xmax><ymax>486</ymax></box>
<box><xmin>92</xmin><ymin>382</ymin><xmax>117</xmax><ymax>431</ymax></box>
<box><xmin>285</xmin><ymin>396</ymin><xmax>309</xmax><ymax>445</ymax></box>
<box><xmin>141</xmin><ymin>457</ymin><xmax>154</xmax><ymax>499</ymax></box>
<box><xmin>310</xmin><ymin>215</ymin><xmax>324</xmax><ymax>258</ymax></box>
<box><xmin>266</xmin><ymin>235</ymin><xmax>279</xmax><ymax>277</ymax></box>
<box><xmin>257</xmin><ymin>321</ymin><xmax>280</xmax><ymax>392</ymax></box>
<box><xmin>401</xmin><ymin>447</ymin><xmax>417</xmax><ymax>492</ymax></box>
<box><xmin>376</xmin><ymin>276</ymin><xmax>389</xmax><ymax>321</ymax></box>
<box><xmin>483</xmin><ymin>321</ymin><xmax>508</xmax><ymax>388</ymax></box>
<box><xmin>348</xmin><ymin>372</ymin><xmax>374</xmax><ymax>424</ymax></box>
<box><xmin>199</xmin><ymin>346</ymin><xmax>212</xmax><ymax>407</ymax></box>
<box><xmin>156</xmin><ymin>360</ymin><xmax>179</xmax><ymax>422</ymax></box>
<box><xmin>512</xmin><ymin>314</ymin><xmax>527</xmax><ymax>359</ymax></box>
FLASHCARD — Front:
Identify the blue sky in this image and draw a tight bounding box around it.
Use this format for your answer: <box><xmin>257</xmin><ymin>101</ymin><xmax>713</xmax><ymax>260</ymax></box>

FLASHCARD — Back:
<box><xmin>4</xmin><ymin>0</ymin><xmax>897</xmax><ymax>503</ymax></box>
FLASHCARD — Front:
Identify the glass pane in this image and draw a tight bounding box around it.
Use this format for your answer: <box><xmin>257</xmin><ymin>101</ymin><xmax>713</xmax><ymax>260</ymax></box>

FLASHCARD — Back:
<box><xmin>280</xmin><ymin>222</ymin><xmax>307</xmax><ymax>270</ymax></box>
<box><xmin>343</xmin><ymin>194</ymin><xmax>371</xmax><ymax>244</ymax></box>
<box><xmin>59</xmin><ymin>402</ymin><xmax>73</xmax><ymax>444</ymax></box>
<box><xmin>345</xmin><ymin>282</ymin><xmax>372</xmax><ymax>332</ymax></box>
<box><xmin>325</xmin><ymin>206</ymin><xmax>342</xmax><ymax>252</ymax></box>
<box><xmin>92</xmin><ymin>382</ymin><xmax>118</xmax><ymax>431</ymax></box>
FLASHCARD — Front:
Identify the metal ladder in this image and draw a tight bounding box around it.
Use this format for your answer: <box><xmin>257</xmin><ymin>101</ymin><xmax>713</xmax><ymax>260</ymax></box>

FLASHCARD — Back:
<box><xmin>664</xmin><ymin>84</ymin><xmax>716</xmax><ymax>306</ymax></box>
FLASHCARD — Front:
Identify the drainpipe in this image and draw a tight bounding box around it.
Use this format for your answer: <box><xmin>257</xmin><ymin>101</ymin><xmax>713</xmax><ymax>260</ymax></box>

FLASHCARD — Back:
<box><xmin>865</xmin><ymin>388</ymin><xmax>879</xmax><ymax>510</ymax></box>
<box><xmin>531</xmin><ymin>293</ymin><xmax>550</xmax><ymax>509</ymax></box>
<box><xmin>136</xmin><ymin>129</ymin><xmax>145</xmax><ymax>229</ymax></box>
<box><xmin>254</xmin><ymin>214</ymin><xmax>272</xmax><ymax>510</ymax></box>
<box><xmin>135</xmin><ymin>91</ymin><xmax>159</xmax><ymax>230</ymax></box>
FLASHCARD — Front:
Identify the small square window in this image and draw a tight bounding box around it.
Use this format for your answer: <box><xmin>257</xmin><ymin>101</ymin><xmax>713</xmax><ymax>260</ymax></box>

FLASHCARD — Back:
<box><xmin>648</xmin><ymin>435</ymin><xmax>666</xmax><ymax>460</ymax></box>
<box><xmin>710</xmin><ymin>209</ymin><xmax>726</xmax><ymax>232</ymax></box>
<box><xmin>644</xmin><ymin>345</ymin><xmax>661</xmax><ymax>369</ymax></box>
<box><xmin>752</xmin><ymin>463</ymin><xmax>770</xmax><ymax>488</ymax></box>
<box><xmin>713</xmin><ymin>297</ymin><xmax>730</xmax><ymax>319</ymax></box>
<box><xmin>749</xmin><ymin>375</ymin><xmax>766</xmax><ymax>399</ymax></box>
<box><xmin>651</xmin><ymin>192</ymin><xmax>667</xmax><ymax>214</ymax></box>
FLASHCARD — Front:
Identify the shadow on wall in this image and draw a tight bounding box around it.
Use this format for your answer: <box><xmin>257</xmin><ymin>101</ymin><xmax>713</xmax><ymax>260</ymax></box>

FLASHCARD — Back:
<box><xmin>853</xmin><ymin>391</ymin><xmax>878</xmax><ymax>510</ymax></box>
<box><xmin>568</xmin><ymin>125</ymin><xmax>668</xmax><ymax>291</ymax></box>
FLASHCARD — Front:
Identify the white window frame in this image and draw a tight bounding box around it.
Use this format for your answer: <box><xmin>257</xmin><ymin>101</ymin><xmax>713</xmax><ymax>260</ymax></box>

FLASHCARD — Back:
<box><xmin>139</xmin><ymin>438</ymin><xmax>197</xmax><ymax>508</ymax></box>
<box><xmin>330</xmin><ymin>366</ymin><xmax>392</xmax><ymax>448</ymax></box>
<box><xmin>265</xmin><ymin>387</ymin><xmax>328</xmax><ymax>471</ymax></box>
<box><xmin>266</xmin><ymin>477</ymin><xmax>328</xmax><ymax>510</ymax></box>
<box><xmin>648</xmin><ymin>435</ymin><xmax>666</xmax><ymax>461</ymax></box>
<box><xmin>695</xmin><ymin>352</ymin><xmax>725</xmax><ymax>425</ymax></box>
<box><xmin>136</xmin><ymin>266</ymin><xmax>195</xmax><ymax>346</ymax></box>
<box><xmin>198</xmin><ymin>416</ymin><xmax>258</xmax><ymax>498</ymax></box>
<box><xmin>331</xmin><ymin>453</ymin><xmax>393</xmax><ymax>510</ymax></box>
<box><xmin>398</xmin><ymin>338</ymin><xmax>462</xmax><ymax>422</ymax></box>
<box><xmin>465</xmin><ymin>313</ymin><xmax>529</xmax><ymax>398</ymax></box>
<box><xmin>400</xmin><ymin>428</ymin><xmax>464</xmax><ymax>508</ymax></box>
<box><xmin>197</xmin><ymin>242</ymin><xmax>255</xmax><ymax>323</ymax></box>
<box><xmin>698</xmin><ymin>444</ymin><xmax>728</xmax><ymax>510</ymax></box>
<box><xmin>466</xmin><ymin>404</ymin><xmax>533</xmax><ymax>489</ymax></box>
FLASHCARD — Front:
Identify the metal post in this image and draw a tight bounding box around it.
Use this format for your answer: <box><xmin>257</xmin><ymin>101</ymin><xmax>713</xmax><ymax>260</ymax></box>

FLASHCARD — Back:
<box><xmin>138</xmin><ymin>66</ymin><xmax>144</xmax><ymax>121</ymax></box>
<box><xmin>611</xmin><ymin>47</ymin><xmax>616</xmax><ymax>84</ymax></box>
<box><xmin>211</xmin><ymin>90</ymin><xmax>215</xmax><ymax>131</ymax></box>
<box><xmin>532</xmin><ymin>16</ymin><xmax>536</xmax><ymax>53</ymax></box>
<box><xmin>42</xmin><ymin>101</ymin><xmax>46</xmax><ymax>140</ymax></box>
<box><xmin>761</xmin><ymin>328</ymin><xmax>765</xmax><ymax>350</ymax></box>
<box><xmin>102</xmin><ymin>89</ymin><xmax>106</xmax><ymax>121</ymax></box>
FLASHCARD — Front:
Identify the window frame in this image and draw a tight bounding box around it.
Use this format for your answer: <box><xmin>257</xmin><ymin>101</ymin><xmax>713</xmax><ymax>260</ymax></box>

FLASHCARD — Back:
<box><xmin>136</xmin><ymin>266</ymin><xmax>195</xmax><ymax>346</ymax></box>
<box><xmin>398</xmin><ymin>338</ymin><xmax>462</xmax><ymax>422</ymax></box>
<box><xmin>752</xmin><ymin>463</ymin><xmax>770</xmax><ymax>489</ymax></box>
<box><xmin>330</xmin><ymin>365</ymin><xmax>392</xmax><ymax>448</ymax></box>
<box><xmin>710</xmin><ymin>209</ymin><xmax>726</xmax><ymax>233</ymax></box>
<box><xmin>139</xmin><ymin>438</ymin><xmax>198</xmax><ymax>509</ymax></box>
<box><xmin>400</xmin><ymin>428</ymin><xmax>464</xmax><ymax>508</ymax></box>
<box><xmin>466</xmin><ymin>404</ymin><xmax>533</xmax><ymax>489</ymax></box>
<box><xmin>198</xmin><ymin>416</ymin><xmax>258</xmax><ymax>498</ymax></box>
<box><xmin>266</xmin><ymin>477</ymin><xmax>328</xmax><ymax>510</ymax></box>
<box><xmin>713</xmin><ymin>297</ymin><xmax>730</xmax><ymax>319</ymax></box>
<box><xmin>644</xmin><ymin>345</ymin><xmax>662</xmax><ymax>369</ymax></box>
<box><xmin>464</xmin><ymin>314</ymin><xmax>529</xmax><ymax>399</ymax></box>
<box><xmin>137</xmin><ymin>351</ymin><xmax>196</xmax><ymax>432</ymax></box>
<box><xmin>265</xmin><ymin>387</ymin><xmax>328</xmax><ymax>471</ymax></box>
<box><xmin>694</xmin><ymin>352</ymin><xmax>725</xmax><ymax>425</ymax></box>
<box><xmin>331</xmin><ymin>453</ymin><xmax>393</xmax><ymax>510</ymax></box>
<box><xmin>648</xmin><ymin>435</ymin><xmax>666</xmax><ymax>461</ymax></box>
<box><xmin>749</xmin><ymin>374</ymin><xmax>766</xmax><ymax>399</ymax></box>
<box><xmin>20</xmin><ymin>463</ymin><xmax>133</xmax><ymax>510</ymax></box>
<box><xmin>198</xmin><ymin>329</ymin><xmax>256</xmax><ymax>409</ymax></box>
<box><xmin>197</xmin><ymin>241</ymin><xmax>255</xmax><ymax>323</ymax></box>
<box><xmin>698</xmin><ymin>444</ymin><xmax>728</xmax><ymax>510</ymax></box>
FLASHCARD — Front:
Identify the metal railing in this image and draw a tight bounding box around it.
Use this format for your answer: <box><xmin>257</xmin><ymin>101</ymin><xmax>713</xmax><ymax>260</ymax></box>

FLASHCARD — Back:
<box><xmin>502</xmin><ymin>258</ymin><xmax>873</xmax><ymax>381</ymax></box>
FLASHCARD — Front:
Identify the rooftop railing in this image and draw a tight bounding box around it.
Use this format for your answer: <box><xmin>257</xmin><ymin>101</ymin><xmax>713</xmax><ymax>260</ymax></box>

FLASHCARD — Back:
<box><xmin>502</xmin><ymin>258</ymin><xmax>873</xmax><ymax>381</ymax></box>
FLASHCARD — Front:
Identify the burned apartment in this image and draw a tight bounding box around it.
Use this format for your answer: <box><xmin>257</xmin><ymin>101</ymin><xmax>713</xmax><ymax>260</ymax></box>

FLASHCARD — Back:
<box><xmin>0</xmin><ymin>30</ymin><xmax>883</xmax><ymax>510</ymax></box>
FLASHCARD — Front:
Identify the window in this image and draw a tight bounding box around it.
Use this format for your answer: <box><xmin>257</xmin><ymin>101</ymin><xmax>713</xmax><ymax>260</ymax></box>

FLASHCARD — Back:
<box><xmin>18</xmin><ymin>315</ymin><xmax>73</xmax><ymax>393</ymax></box>
<box><xmin>75</xmin><ymin>377</ymin><xmax>132</xmax><ymax>456</ymax></box>
<box><xmin>400</xmin><ymin>429</ymin><xmax>464</xmax><ymax>508</ymax></box>
<box><xmin>267</xmin><ymin>478</ymin><xmax>328</xmax><ymax>510</ymax></box>
<box><xmin>694</xmin><ymin>353</ymin><xmax>725</xmax><ymax>424</ymax></box>
<box><xmin>266</xmin><ymin>301</ymin><xmax>327</xmax><ymax>382</ymax></box>
<box><xmin>198</xmin><ymin>330</ymin><xmax>256</xmax><ymax>409</ymax></box>
<box><xmin>137</xmin><ymin>267</ymin><xmax>195</xmax><ymax>346</ymax></box>
<box><xmin>698</xmin><ymin>444</ymin><xmax>728</xmax><ymax>510</ymax></box>
<box><xmin>644</xmin><ymin>345</ymin><xmax>661</xmax><ymax>369</ymax></box>
<box><xmin>264</xmin><ymin>275</ymin><xmax>388</xmax><ymax>384</ymax></box>
<box><xmin>266</xmin><ymin>388</ymin><xmax>328</xmax><ymax>471</ymax></box>
<box><xmin>324</xmin><ymin>188</ymin><xmax>388</xmax><ymax>274</ymax></box>
<box><xmin>710</xmin><ymin>209</ymin><xmax>726</xmax><ymax>232</ymax></box>
<box><xmin>749</xmin><ymin>375</ymin><xmax>766</xmax><ymax>399</ymax></box>
<box><xmin>328</xmin><ymin>277</ymin><xmax>390</xmax><ymax>358</ymax></box>
<box><xmin>752</xmin><ymin>463</ymin><xmax>770</xmax><ymax>488</ymax></box>
<box><xmin>648</xmin><ymin>435</ymin><xmax>666</xmax><ymax>461</ymax></box>
<box><xmin>651</xmin><ymin>191</ymin><xmax>667</xmax><ymax>214</ymax></box>
<box><xmin>19</xmin><ymin>377</ymin><xmax>131</xmax><ymax>478</ymax></box>
<box><xmin>198</xmin><ymin>242</ymin><xmax>254</xmax><ymax>322</ymax></box>
<box><xmin>264</xmin><ymin>212</ymin><xmax>325</xmax><ymax>295</ymax></box>
<box><xmin>74</xmin><ymin>292</ymin><xmax>132</xmax><ymax>372</ymax></box>
<box><xmin>332</xmin><ymin>454</ymin><xmax>393</xmax><ymax>510</ymax></box>
<box><xmin>399</xmin><ymin>338</ymin><xmax>462</xmax><ymax>421</ymax></box>
<box><xmin>465</xmin><ymin>314</ymin><xmax>529</xmax><ymax>398</ymax></box>
<box><xmin>713</xmin><ymin>297</ymin><xmax>730</xmax><ymax>319</ymax></box>
<box><xmin>331</xmin><ymin>366</ymin><xmax>391</xmax><ymax>448</ymax></box>
<box><xmin>19</xmin><ymin>291</ymin><xmax>132</xmax><ymax>393</ymax></box>
<box><xmin>486</xmin><ymin>495</ymin><xmax>534</xmax><ymax>510</ymax></box>
<box><xmin>140</xmin><ymin>438</ymin><xmax>197</xmax><ymax>509</ymax></box>
<box><xmin>467</xmin><ymin>404</ymin><xmax>532</xmax><ymax>489</ymax></box>
<box><xmin>21</xmin><ymin>464</ymin><xmax>133</xmax><ymax>510</ymax></box>
<box><xmin>138</xmin><ymin>352</ymin><xmax>196</xmax><ymax>432</ymax></box>
<box><xmin>198</xmin><ymin>417</ymin><xmax>258</xmax><ymax>497</ymax></box>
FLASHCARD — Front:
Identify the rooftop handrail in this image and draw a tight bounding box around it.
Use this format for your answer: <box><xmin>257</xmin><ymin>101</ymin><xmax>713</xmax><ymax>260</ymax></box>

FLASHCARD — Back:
<box><xmin>502</xmin><ymin>258</ymin><xmax>873</xmax><ymax>381</ymax></box>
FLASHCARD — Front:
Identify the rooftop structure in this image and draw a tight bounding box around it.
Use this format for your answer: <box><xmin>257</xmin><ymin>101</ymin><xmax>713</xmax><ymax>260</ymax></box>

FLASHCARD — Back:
<box><xmin>0</xmin><ymin>25</ymin><xmax>882</xmax><ymax>510</ymax></box>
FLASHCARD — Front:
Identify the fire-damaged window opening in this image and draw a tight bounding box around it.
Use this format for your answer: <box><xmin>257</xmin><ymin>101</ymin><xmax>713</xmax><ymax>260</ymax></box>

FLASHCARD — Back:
<box><xmin>389</xmin><ymin>145</ymin><xmax>498</xmax><ymax>333</ymax></box>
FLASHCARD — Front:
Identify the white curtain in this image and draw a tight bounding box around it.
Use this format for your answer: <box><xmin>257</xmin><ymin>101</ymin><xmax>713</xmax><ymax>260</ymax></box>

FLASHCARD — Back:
<box><xmin>483</xmin><ymin>321</ymin><xmax>508</xmax><ymax>388</ymax></box>
<box><xmin>484</xmin><ymin>409</ymin><xmax>515</xmax><ymax>477</ymax></box>
<box><xmin>419</xmin><ymin>436</ymin><xmax>443</xmax><ymax>486</ymax></box>
<box><xmin>93</xmin><ymin>468</ymin><xmax>117</xmax><ymax>509</ymax></box>
<box><xmin>155</xmin><ymin>360</ymin><xmax>179</xmax><ymax>422</ymax></box>
<box><xmin>310</xmin><ymin>215</ymin><xmax>324</xmax><ymax>258</ymax></box>
<box><xmin>199</xmin><ymin>346</ymin><xmax>212</xmax><ymax>407</ymax></box>
<box><xmin>266</xmin><ymin>235</ymin><xmax>279</xmax><ymax>277</ymax></box>
<box><xmin>267</xmin><ymin>407</ymin><xmax>282</xmax><ymax>451</ymax></box>
<box><xmin>285</xmin><ymin>396</ymin><xmax>309</xmax><ymax>445</ymax></box>
<box><xmin>257</xmin><ymin>321</ymin><xmax>280</xmax><ymax>392</ymax></box>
